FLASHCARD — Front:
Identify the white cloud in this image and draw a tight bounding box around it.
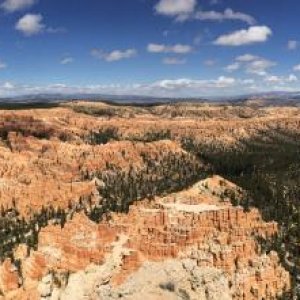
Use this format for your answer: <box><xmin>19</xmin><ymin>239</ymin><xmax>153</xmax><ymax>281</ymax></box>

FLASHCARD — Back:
<box><xmin>241</xmin><ymin>79</ymin><xmax>255</xmax><ymax>85</ymax></box>
<box><xmin>147</xmin><ymin>43</ymin><xmax>192</xmax><ymax>54</ymax></box>
<box><xmin>225</xmin><ymin>62</ymin><xmax>240</xmax><ymax>72</ymax></box>
<box><xmin>60</xmin><ymin>57</ymin><xmax>73</xmax><ymax>65</ymax></box>
<box><xmin>15</xmin><ymin>14</ymin><xmax>45</xmax><ymax>36</ymax></box>
<box><xmin>236</xmin><ymin>54</ymin><xmax>258</xmax><ymax>62</ymax></box>
<box><xmin>194</xmin><ymin>8</ymin><xmax>255</xmax><ymax>25</ymax></box>
<box><xmin>264</xmin><ymin>74</ymin><xmax>298</xmax><ymax>84</ymax></box>
<box><xmin>1</xmin><ymin>0</ymin><xmax>36</xmax><ymax>12</ymax></box>
<box><xmin>91</xmin><ymin>48</ymin><xmax>137</xmax><ymax>62</ymax></box>
<box><xmin>246</xmin><ymin>58</ymin><xmax>276</xmax><ymax>76</ymax></box>
<box><xmin>163</xmin><ymin>57</ymin><xmax>186</xmax><ymax>65</ymax></box>
<box><xmin>0</xmin><ymin>74</ymin><xmax>298</xmax><ymax>98</ymax></box>
<box><xmin>226</xmin><ymin>54</ymin><xmax>276</xmax><ymax>76</ymax></box>
<box><xmin>287</xmin><ymin>40</ymin><xmax>298</xmax><ymax>50</ymax></box>
<box><xmin>264</xmin><ymin>75</ymin><xmax>280</xmax><ymax>83</ymax></box>
<box><xmin>0</xmin><ymin>76</ymin><xmax>237</xmax><ymax>98</ymax></box>
<box><xmin>155</xmin><ymin>0</ymin><xmax>255</xmax><ymax>26</ymax></box>
<box><xmin>288</xmin><ymin>74</ymin><xmax>298</xmax><ymax>82</ymax></box>
<box><xmin>155</xmin><ymin>0</ymin><xmax>196</xmax><ymax>17</ymax></box>
<box><xmin>3</xmin><ymin>82</ymin><xmax>15</xmax><ymax>89</ymax></box>
<box><xmin>293</xmin><ymin>64</ymin><xmax>300</xmax><ymax>71</ymax></box>
<box><xmin>147</xmin><ymin>76</ymin><xmax>236</xmax><ymax>90</ymax></box>
<box><xmin>214</xmin><ymin>26</ymin><xmax>272</xmax><ymax>46</ymax></box>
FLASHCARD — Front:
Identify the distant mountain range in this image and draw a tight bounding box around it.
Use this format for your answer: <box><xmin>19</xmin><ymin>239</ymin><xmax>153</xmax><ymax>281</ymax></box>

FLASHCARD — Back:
<box><xmin>0</xmin><ymin>91</ymin><xmax>300</xmax><ymax>107</ymax></box>
<box><xmin>0</xmin><ymin>93</ymin><xmax>175</xmax><ymax>104</ymax></box>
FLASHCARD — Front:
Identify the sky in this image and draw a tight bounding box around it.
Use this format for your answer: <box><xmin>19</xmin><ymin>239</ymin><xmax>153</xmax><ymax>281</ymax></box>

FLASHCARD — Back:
<box><xmin>0</xmin><ymin>0</ymin><xmax>300</xmax><ymax>98</ymax></box>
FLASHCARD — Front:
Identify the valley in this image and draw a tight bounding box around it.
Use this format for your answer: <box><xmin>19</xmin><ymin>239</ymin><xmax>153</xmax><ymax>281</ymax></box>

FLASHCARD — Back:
<box><xmin>0</xmin><ymin>101</ymin><xmax>299</xmax><ymax>299</ymax></box>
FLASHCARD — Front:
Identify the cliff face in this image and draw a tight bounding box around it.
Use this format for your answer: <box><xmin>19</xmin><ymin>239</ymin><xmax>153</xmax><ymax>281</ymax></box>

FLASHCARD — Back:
<box><xmin>0</xmin><ymin>176</ymin><xmax>290</xmax><ymax>300</ymax></box>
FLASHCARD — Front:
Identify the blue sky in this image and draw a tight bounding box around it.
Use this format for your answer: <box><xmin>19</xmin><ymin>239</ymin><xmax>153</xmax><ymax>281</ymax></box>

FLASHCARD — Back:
<box><xmin>0</xmin><ymin>0</ymin><xmax>299</xmax><ymax>97</ymax></box>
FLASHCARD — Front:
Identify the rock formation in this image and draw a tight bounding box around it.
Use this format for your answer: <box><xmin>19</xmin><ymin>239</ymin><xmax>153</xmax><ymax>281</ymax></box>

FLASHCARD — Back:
<box><xmin>0</xmin><ymin>102</ymin><xmax>298</xmax><ymax>299</ymax></box>
<box><xmin>0</xmin><ymin>177</ymin><xmax>290</xmax><ymax>299</ymax></box>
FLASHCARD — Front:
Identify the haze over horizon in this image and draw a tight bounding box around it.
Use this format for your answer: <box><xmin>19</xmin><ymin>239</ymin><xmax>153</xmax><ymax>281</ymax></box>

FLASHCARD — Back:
<box><xmin>0</xmin><ymin>0</ymin><xmax>300</xmax><ymax>97</ymax></box>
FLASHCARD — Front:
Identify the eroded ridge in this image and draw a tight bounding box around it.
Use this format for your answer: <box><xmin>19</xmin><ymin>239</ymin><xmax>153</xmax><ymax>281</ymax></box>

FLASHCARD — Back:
<box><xmin>0</xmin><ymin>176</ymin><xmax>290</xmax><ymax>300</ymax></box>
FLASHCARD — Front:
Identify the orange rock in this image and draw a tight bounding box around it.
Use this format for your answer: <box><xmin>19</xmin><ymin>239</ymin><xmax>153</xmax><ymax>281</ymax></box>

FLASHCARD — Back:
<box><xmin>0</xmin><ymin>259</ymin><xmax>19</xmax><ymax>294</ymax></box>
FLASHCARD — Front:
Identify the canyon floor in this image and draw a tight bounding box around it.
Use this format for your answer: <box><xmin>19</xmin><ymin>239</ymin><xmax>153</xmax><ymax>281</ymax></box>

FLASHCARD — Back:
<box><xmin>0</xmin><ymin>100</ymin><xmax>299</xmax><ymax>299</ymax></box>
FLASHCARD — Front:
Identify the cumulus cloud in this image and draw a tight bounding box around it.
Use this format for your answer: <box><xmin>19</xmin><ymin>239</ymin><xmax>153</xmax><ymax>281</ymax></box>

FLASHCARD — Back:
<box><xmin>214</xmin><ymin>26</ymin><xmax>272</xmax><ymax>46</ymax></box>
<box><xmin>15</xmin><ymin>14</ymin><xmax>45</xmax><ymax>36</ymax></box>
<box><xmin>235</xmin><ymin>54</ymin><xmax>259</xmax><ymax>62</ymax></box>
<box><xmin>264</xmin><ymin>74</ymin><xmax>298</xmax><ymax>84</ymax></box>
<box><xmin>60</xmin><ymin>57</ymin><xmax>74</xmax><ymax>65</ymax></box>
<box><xmin>15</xmin><ymin>14</ymin><xmax>64</xmax><ymax>36</ymax></box>
<box><xmin>288</xmin><ymin>74</ymin><xmax>298</xmax><ymax>82</ymax></box>
<box><xmin>155</xmin><ymin>0</ymin><xmax>196</xmax><ymax>17</ymax></box>
<box><xmin>194</xmin><ymin>8</ymin><xmax>256</xmax><ymax>25</ymax></box>
<box><xmin>147</xmin><ymin>43</ymin><xmax>193</xmax><ymax>54</ymax></box>
<box><xmin>154</xmin><ymin>0</ymin><xmax>255</xmax><ymax>25</ymax></box>
<box><xmin>1</xmin><ymin>0</ymin><xmax>36</xmax><ymax>12</ymax></box>
<box><xmin>0</xmin><ymin>76</ymin><xmax>238</xmax><ymax>98</ymax></box>
<box><xmin>141</xmin><ymin>76</ymin><xmax>297</xmax><ymax>95</ymax></box>
<box><xmin>293</xmin><ymin>64</ymin><xmax>300</xmax><ymax>71</ymax></box>
<box><xmin>1</xmin><ymin>74</ymin><xmax>299</xmax><ymax>98</ymax></box>
<box><xmin>147</xmin><ymin>76</ymin><xmax>236</xmax><ymax>91</ymax></box>
<box><xmin>264</xmin><ymin>75</ymin><xmax>281</xmax><ymax>83</ymax></box>
<box><xmin>246</xmin><ymin>58</ymin><xmax>276</xmax><ymax>76</ymax></box>
<box><xmin>225</xmin><ymin>62</ymin><xmax>240</xmax><ymax>72</ymax></box>
<box><xmin>3</xmin><ymin>82</ymin><xmax>15</xmax><ymax>89</ymax></box>
<box><xmin>91</xmin><ymin>48</ymin><xmax>137</xmax><ymax>62</ymax></box>
<box><xmin>241</xmin><ymin>79</ymin><xmax>255</xmax><ymax>85</ymax></box>
<box><xmin>225</xmin><ymin>54</ymin><xmax>276</xmax><ymax>76</ymax></box>
<box><xmin>163</xmin><ymin>57</ymin><xmax>186</xmax><ymax>65</ymax></box>
<box><xmin>287</xmin><ymin>40</ymin><xmax>298</xmax><ymax>50</ymax></box>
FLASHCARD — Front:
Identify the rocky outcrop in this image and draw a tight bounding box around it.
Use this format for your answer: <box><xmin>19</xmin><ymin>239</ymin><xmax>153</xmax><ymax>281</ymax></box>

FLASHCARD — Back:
<box><xmin>98</xmin><ymin>259</ymin><xmax>232</xmax><ymax>300</ymax></box>
<box><xmin>0</xmin><ymin>260</ymin><xmax>19</xmax><ymax>295</ymax></box>
<box><xmin>0</xmin><ymin>176</ymin><xmax>290</xmax><ymax>299</ymax></box>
